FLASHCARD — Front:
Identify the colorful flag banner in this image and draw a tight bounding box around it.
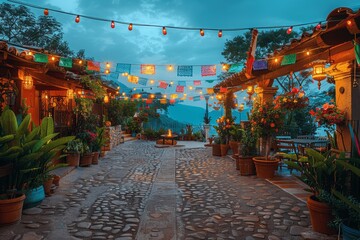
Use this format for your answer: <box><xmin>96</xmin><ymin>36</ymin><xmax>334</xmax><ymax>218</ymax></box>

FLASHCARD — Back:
<box><xmin>116</xmin><ymin>63</ymin><xmax>131</xmax><ymax>73</ymax></box>
<box><xmin>146</xmin><ymin>99</ymin><xmax>153</xmax><ymax>104</ymax></box>
<box><xmin>160</xmin><ymin>99</ymin><xmax>167</xmax><ymax>104</ymax></box>
<box><xmin>159</xmin><ymin>81</ymin><xmax>168</xmax><ymax>89</ymax></box>
<box><xmin>141</xmin><ymin>64</ymin><xmax>156</xmax><ymax>75</ymax></box>
<box><xmin>228</xmin><ymin>63</ymin><xmax>242</xmax><ymax>73</ymax></box>
<box><xmin>176</xmin><ymin>85</ymin><xmax>185</xmax><ymax>93</ymax></box>
<box><xmin>109</xmin><ymin>72</ymin><xmax>119</xmax><ymax>80</ymax></box>
<box><xmin>245</xmin><ymin>29</ymin><xmax>258</xmax><ymax>78</ymax></box>
<box><xmin>59</xmin><ymin>58</ymin><xmax>73</xmax><ymax>68</ymax></box>
<box><xmin>193</xmin><ymin>96</ymin><xmax>201</xmax><ymax>101</ymax></box>
<box><xmin>34</xmin><ymin>53</ymin><xmax>48</xmax><ymax>63</ymax></box>
<box><xmin>178</xmin><ymin>81</ymin><xmax>186</xmax><ymax>86</ymax></box>
<box><xmin>128</xmin><ymin>75</ymin><xmax>139</xmax><ymax>84</ymax></box>
<box><xmin>177</xmin><ymin>65</ymin><xmax>193</xmax><ymax>77</ymax></box>
<box><xmin>253</xmin><ymin>59</ymin><xmax>268</xmax><ymax>70</ymax></box>
<box><xmin>87</xmin><ymin>61</ymin><xmax>101</xmax><ymax>71</ymax></box>
<box><xmin>170</xmin><ymin>94</ymin><xmax>178</xmax><ymax>99</ymax></box>
<box><xmin>201</xmin><ymin>65</ymin><xmax>217</xmax><ymax>76</ymax></box>
<box><xmin>138</xmin><ymin>77</ymin><xmax>148</xmax><ymax>86</ymax></box>
<box><xmin>195</xmin><ymin>87</ymin><xmax>202</xmax><ymax>93</ymax></box>
<box><xmin>355</xmin><ymin>43</ymin><xmax>360</xmax><ymax>65</ymax></box>
<box><xmin>207</xmin><ymin>88</ymin><xmax>214</xmax><ymax>94</ymax></box>
<box><xmin>206</xmin><ymin>80</ymin><xmax>215</xmax><ymax>83</ymax></box>
<box><xmin>281</xmin><ymin>54</ymin><xmax>297</xmax><ymax>66</ymax></box>
<box><xmin>193</xmin><ymin>80</ymin><xmax>201</xmax><ymax>86</ymax></box>
<box><xmin>220</xmin><ymin>87</ymin><xmax>227</xmax><ymax>93</ymax></box>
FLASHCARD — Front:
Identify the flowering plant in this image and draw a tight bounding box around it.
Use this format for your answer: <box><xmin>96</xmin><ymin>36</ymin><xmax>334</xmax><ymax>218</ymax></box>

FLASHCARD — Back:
<box><xmin>213</xmin><ymin>116</ymin><xmax>234</xmax><ymax>144</ymax></box>
<box><xmin>77</xmin><ymin>130</ymin><xmax>97</xmax><ymax>152</ymax></box>
<box><xmin>249</xmin><ymin>101</ymin><xmax>284</xmax><ymax>139</ymax></box>
<box><xmin>309</xmin><ymin>102</ymin><xmax>346</xmax><ymax>128</ymax></box>
<box><xmin>274</xmin><ymin>87</ymin><xmax>309</xmax><ymax>110</ymax></box>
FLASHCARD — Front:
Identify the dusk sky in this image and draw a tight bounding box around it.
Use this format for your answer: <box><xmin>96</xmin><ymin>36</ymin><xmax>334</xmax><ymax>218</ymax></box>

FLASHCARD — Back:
<box><xmin>2</xmin><ymin>0</ymin><xmax>358</xmax><ymax>107</ymax></box>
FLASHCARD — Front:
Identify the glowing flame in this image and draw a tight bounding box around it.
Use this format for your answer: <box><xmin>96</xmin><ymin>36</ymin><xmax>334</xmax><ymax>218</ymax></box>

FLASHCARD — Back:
<box><xmin>168</xmin><ymin>129</ymin><xmax>172</xmax><ymax>137</ymax></box>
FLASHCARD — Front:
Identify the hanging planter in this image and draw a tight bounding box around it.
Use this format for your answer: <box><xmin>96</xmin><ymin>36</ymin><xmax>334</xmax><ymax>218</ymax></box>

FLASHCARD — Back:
<box><xmin>274</xmin><ymin>87</ymin><xmax>309</xmax><ymax>111</ymax></box>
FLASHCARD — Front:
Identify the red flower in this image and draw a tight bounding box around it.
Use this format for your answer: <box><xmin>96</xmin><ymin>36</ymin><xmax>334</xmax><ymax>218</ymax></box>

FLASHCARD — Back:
<box><xmin>270</xmin><ymin>123</ymin><xmax>275</xmax><ymax>128</ymax></box>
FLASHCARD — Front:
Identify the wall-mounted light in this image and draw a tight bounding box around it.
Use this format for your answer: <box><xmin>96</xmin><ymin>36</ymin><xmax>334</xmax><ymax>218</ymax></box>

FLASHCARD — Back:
<box><xmin>23</xmin><ymin>75</ymin><xmax>33</xmax><ymax>90</ymax></box>
<box><xmin>312</xmin><ymin>61</ymin><xmax>327</xmax><ymax>89</ymax></box>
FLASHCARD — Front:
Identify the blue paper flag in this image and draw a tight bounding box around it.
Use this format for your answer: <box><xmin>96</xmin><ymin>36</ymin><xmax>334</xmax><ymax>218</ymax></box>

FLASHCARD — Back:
<box><xmin>177</xmin><ymin>65</ymin><xmax>193</xmax><ymax>77</ymax></box>
<box><xmin>138</xmin><ymin>77</ymin><xmax>148</xmax><ymax>86</ymax></box>
<box><xmin>178</xmin><ymin>81</ymin><xmax>186</xmax><ymax>86</ymax></box>
<box><xmin>116</xmin><ymin>63</ymin><xmax>131</xmax><ymax>73</ymax></box>
<box><xmin>253</xmin><ymin>59</ymin><xmax>268</xmax><ymax>70</ymax></box>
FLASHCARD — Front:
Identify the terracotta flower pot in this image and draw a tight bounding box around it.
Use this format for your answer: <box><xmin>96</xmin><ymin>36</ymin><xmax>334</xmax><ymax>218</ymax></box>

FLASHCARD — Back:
<box><xmin>53</xmin><ymin>175</ymin><xmax>60</xmax><ymax>186</ymax></box>
<box><xmin>229</xmin><ymin>141</ymin><xmax>239</xmax><ymax>156</ymax></box>
<box><xmin>212</xmin><ymin>144</ymin><xmax>221</xmax><ymax>156</ymax></box>
<box><xmin>80</xmin><ymin>153</ymin><xmax>93</xmax><ymax>167</ymax></box>
<box><xmin>307</xmin><ymin>195</ymin><xmax>336</xmax><ymax>235</ymax></box>
<box><xmin>92</xmin><ymin>152</ymin><xmax>100</xmax><ymax>165</ymax></box>
<box><xmin>0</xmin><ymin>193</ymin><xmax>26</xmax><ymax>226</ymax></box>
<box><xmin>43</xmin><ymin>177</ymin><xmax>54</xmax><ymax>196</ymax></box>
<box><xmin>252</xmin><ymin>156</ymin><xmax>279</xmax><ymax>179</ymax></box>
<box><xmin>238</xmin><ymin>156</ymin><xmax>256</xmax><ymax>176</ymax></box>
<box><xmin>66</xmin><ymin>153</ymin><xmax>80</xmax><ymax>167</ymax></box>
<box><xmin>220</xmin><ymin>144</ymin><xmax>229</xmax><ymax>157</ymax></box>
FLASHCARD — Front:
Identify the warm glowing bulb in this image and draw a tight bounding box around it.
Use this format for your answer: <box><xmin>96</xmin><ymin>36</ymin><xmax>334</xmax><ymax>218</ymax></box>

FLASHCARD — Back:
<box><xmin>163</xmin><ymin>94</ymin><xmax>167</xmax><ymax>98</ymax></box>
<box><xmin>274</xmin><ymin>58</ymin><xmax>278</xmax><ymax>63</ymax></box>
<box><xmin>150</xmin><ymin>79</ymin><xmax>154</xmax><ymax>84</ymax></box>
<box><xmin>122</xmin><ymin>92</ymin><xmax>126</xmax><ymax>96</ymax></box>
<box><xmin>316</xmin><ymin>22</ymin><xmax>321</xmax><ymax>31</ymax></box>
<box><xmin>286</xmin><ymin>26</ymin><xmax>293</xmax><ymax>34</ymax></box>
<box><xmin>117</xmin><ymin>86</ymin><xmax>120</xmax><ymax>90</ymax></box>
<box><xmin>128</xmin><ymin>23</ymin><xmax>133</xmax><ymax>31</ymax></box>
<box><xmin>51</xmin><ymin>56</ymin><xmax>55</xmax><ymax>61</ymax></box>
<box><xmin>133</xmin><ymin>88</ymin><xmax>136</xmax><ymax>91</ymax></box>
<box><xmin>167</xmin><ymin>65</ymin><xmax>173</xmax><ymax>71</ymax></box>
<box><xmin>75</xmin><ymin>15</ymin><xmax>80</xmax><ymax>23</ymax></box>
<box><xmin>170</xmin><ymin>81</ymin><xmax>173</xmax><ymax>85</ymax></box>
<box><xmin>200</xmin><ymin>29</ymin><xmax>204</xmax><ymax>36</ymax></box>
<box><xmin>347</xmin><ymin>20</ymin><xmax>352</xmax><ymax>26</ymax></box>
<box><xmin>218</xmin><ymin>30</ymin><xmax>222</xmax><ymax>38</ymax></box>
<box><xmin>111</xmin><ymin>21</ymin><xmax>115</xmax><ymax>28</ymax></box>
<box><xmin>162</xmin><ymin>27</ymin><xmax>167</xmax><ymax>35</ymax></box>
<box><xmin>306</xmin><ymin>51</ymin><xmax>310</xmax><ymax>56</ymax></box>
<box><xmin>105</xmin><ymin>69</ymin><xmax>110</xmax><ymax>74</ymax></box>
<box><xmin>189</xmin><ymin>86</ymin><xmax>193</xmax><ymax>90</ymax></box>
<box><xmin>78</xmin><ymin>60</ymin><xmax>83</xmax><ymax>64</ymax></box>
<box><xmin>27</xmin><ymin>51</ymin><xmax>33</xmax><ymax>56</ymax></box>
<box><xmin>106</xmin><ymin>62</ymin><xmax>110</xmax><ymax>68</ymax></box>
<box><xmin>44</xmin><ymin>9</ymin><xmax>49</xmax><ymax>16</ymax></box>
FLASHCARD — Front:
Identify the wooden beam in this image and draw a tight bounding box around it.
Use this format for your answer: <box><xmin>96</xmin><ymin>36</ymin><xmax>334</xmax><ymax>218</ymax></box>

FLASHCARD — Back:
<box><xmin>30</xmin><ymin>71</ymin><xmax>80</xmax><ymax>90</ymax></box>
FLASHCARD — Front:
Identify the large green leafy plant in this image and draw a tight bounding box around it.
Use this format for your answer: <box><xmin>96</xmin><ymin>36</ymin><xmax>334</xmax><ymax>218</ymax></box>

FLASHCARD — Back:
<box><xmin>0</xmin><ymin>109</ymin><xmax>74</xmax><ymax>199</ymax></box>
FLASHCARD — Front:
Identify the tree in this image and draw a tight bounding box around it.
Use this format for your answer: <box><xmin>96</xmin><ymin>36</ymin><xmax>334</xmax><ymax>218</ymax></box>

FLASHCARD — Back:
<box><xmin>0</xmin><ymin>3</ymin><xmax>73</xmax><ymax>56</ymax></box>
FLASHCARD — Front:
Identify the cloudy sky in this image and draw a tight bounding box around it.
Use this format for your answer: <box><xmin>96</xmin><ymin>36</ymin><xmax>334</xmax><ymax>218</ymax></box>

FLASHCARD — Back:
<box><xmin>3</xmin><ymin>0</ymin><xmax>358</xmax><ymax>107</ymax></box>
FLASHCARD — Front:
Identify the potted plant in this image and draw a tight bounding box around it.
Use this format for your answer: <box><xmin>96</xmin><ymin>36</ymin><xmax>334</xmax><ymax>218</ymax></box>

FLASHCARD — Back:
<box><xmin>237</xmin><ymin>124</ymin><xmax>258</xmax><ymax>175</ymax></box>
<box><xmin>64</xmin><ymin>139</ymin><xmax>83</xmax><ymax>167</ymax></box>
<box><xmin>92</xmin><ymin>127</ymin><xmax>107</xmax><ymax>164</ymax></box>
<box><xmin>284</xmin><ymin>148</ymin><xmax>340</xmax><ymax>235</ymax></box>
<box><xmin>214</xmin><ymin>116</ymin><xmax>233</xmax><ymax>156</ymax></box>
<box><xmin>249</xmin><ymin>100</ymin><xmax>284</xmax><ymax>178</ymax></box>
<box><xmin>77</xmin><ymin>131</ymin><xmax>96</xmax><ymax>167</ymax></box>
<box><xmin>229</xmin><ymin>125</ymin><xmax>242</xmax><ymax>157</ymax></box>
<box><xmin>212</xmin><ymin>137</ymin><xmax>221</xmax><ymax>156</ymax></box>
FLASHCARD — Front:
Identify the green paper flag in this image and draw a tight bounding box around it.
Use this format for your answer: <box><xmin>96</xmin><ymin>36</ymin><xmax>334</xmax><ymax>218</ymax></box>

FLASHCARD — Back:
<box><xmin>228</xmin><ymin>63</ymin><xmax>242</xmax><ymax>73</ymax></box>
<box><xmin>205</xmin><ymin>80</ymin><xmax>215</xmax><ymax>83</ymax></box>
<box><xmin>34</xmin><ymin>53</ymin><xmax>49</xmax><ymax>63</ymax></box>
<box><xmin>59</xmin><ymin>58</ymin><xmax>73</xmax><ymax>68</ymax></box>
<box><xmin>281</xmin><ymin>54</ymin><xmax>297</xmax><ymax>66</ymax></box>
<box><xmin>355</xmin><ymin>43</ymin><xmax>360</xmax><ymax>65</ymax></box>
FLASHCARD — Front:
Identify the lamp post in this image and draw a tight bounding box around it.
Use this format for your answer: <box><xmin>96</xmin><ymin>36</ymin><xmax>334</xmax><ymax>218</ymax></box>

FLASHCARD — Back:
<box><xmin>238</xmin><ymin>103</ymin><xmax>245</xmax><ymax>123</ymax></box>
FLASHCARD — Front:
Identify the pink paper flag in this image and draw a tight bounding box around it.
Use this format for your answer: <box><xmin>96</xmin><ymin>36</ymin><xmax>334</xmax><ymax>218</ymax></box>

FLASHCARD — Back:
<box><xmin>176</xmin><ymin>85</ymin><xmax>184</xmax><ymax>93</ymax></box>
<box><xmin>201</xmin><ymin>65</ymin><xmax>216</xmax><ymax>76</ymax></box>
<box><xmin>193</xmin><ymin>80</ymin><xmax>201</xmax><ymax>86</ymax></box>
<box><xmin>159</xmin><ymin>81</ymin><xmax>168</xmax><ymax>89</ymax></box>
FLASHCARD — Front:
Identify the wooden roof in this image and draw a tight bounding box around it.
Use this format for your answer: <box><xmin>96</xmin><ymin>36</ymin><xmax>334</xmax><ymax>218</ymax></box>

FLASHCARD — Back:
<box><xmin>216</xmin><ymin>7</ymin><xmax>360</xmax><ymax>90</ymax></box>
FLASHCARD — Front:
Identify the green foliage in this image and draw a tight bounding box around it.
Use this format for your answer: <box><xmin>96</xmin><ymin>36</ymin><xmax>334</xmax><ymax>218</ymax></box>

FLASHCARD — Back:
<box><xmin>143</xmin><ymin>128</ymin><xmax>166</xmax><ymax>140</ymax></box>
<box><xmin>126</xmin><ymin>118</ymin><xmax>142</xmax><ymax>134</ymax></box>
<box><xmin>107</xmin><ymin>99</ymin><xmax>137</xmax><ymax>126</ymax></box>
<box><xmin>64</xmin><ymin>139</ymin><xmax>83</xmax><ymax>153</ymax></box>
<box><xmin>229</xmin><ymin>125</ymin><xmax>242</xmax><ymax>142</ymax></box>
<box><xmin>80</xmin><ymin>76</ymin><xmax>106</xmax><ymax>100</ymax></box>
<box><xmin>239</xmin><ymin>126</ymin><xmax>257</xmax><ymax>157</ymax></box>
<box><xmin>0</xmin><ymin>3</ymin><xmax>73</xmax><ymax>56</ymax></box>
<box><xmin>0</xmin><ymin>109</ymin><xmax>74</xmax><ymax>198</ymax></box>
<box><xmin>92</xmin><ymin>127</ymin><xmax>107</xmax><ymax>152</ymax></box>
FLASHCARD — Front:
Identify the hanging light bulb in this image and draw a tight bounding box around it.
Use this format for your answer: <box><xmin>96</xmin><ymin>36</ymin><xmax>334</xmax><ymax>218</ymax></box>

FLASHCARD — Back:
<box><xmin>315</xmin><ymin>22</ymin><xmax>321</xmax><ymax>31</ymax></box>
<box><xmin>44</xmin><ymin>9</ymin><xmax>49</xmax><ymax>16</ymax></box>
<box><xmin>347</xmin><ymin>20</ymin><xmax>352</xmax><ymax>26</ymax></box>
<box><xmin>78</xmin><ymin>59</ymin><xmax>83</xmax><ymax>64</ymax></box>
<box><xmin>167</xmin><ymin>65</ymin><xmax>173</xmax><ymax>71</ymax></box>
<box><xmin>111</xmin><ymin>21</ymin><xmax>115</xmax><ymax>28</ymax></box>
<box><xmin>286</xmin><ymin>26</ymin><xmax>293</xmax><ymax>34</ymax></box>
<box><xmin>162</xmin><ymin>27</ymin><xmax>167</xmax><ymax>35</ymax></box>
<box><xmin>306</xmin><ymin>51</ymin><xmax>310</xmax><ymax>56</ymax></box>
<box><xmin>200</xmin><ymin>29</ymin><xmax>204</xmax><ymax>36</ymax></box>
<box><xmin>105</xmin><ymin>69</ymin><xmax>110</xmax><ymax>74</ymax></box>
<box><xmin>51</xmin><ymin>56</ymin><xmax>55</xmax><ymax>61</ymax></box>
<box><xmin>106</xmin><ymin>62</ymin><xmax>111</xmax><ymax>68</ymax></box>
<box><xmin>128</xmin><ymin>23</ymin><xmax>133</xmax><ymax>31</ymax></box>
<box><xmin>75</xmin><ymin>15</ymin><xmax>80</xmax><ymax>23</ymax></box>
<box><xmin>274</xmin><ymin>58</ymin><xmax>279</xmax><ymax>63</ymax></box>
<box><xmin>218</xmin><ymin>30</ymin><xmax>222</xmax><ymax>38</ymax></box>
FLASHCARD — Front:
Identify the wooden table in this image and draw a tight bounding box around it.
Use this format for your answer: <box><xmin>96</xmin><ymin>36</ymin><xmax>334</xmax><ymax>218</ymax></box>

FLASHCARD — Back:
<box><xmin>161</xmin><ymin>134</ymin><xmax>178</xmax><ymax>145</ymax></box>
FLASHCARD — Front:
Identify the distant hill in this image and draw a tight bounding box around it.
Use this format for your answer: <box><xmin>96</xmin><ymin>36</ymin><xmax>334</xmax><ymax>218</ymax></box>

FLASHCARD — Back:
<box><xmin>144</xmin><ymin>114</ymin><xmax>186</xmax><ymax>133</ymax></box>
<box><xmin>167</xmin><ymin>104</ymin><xmax>205</xmax><ymax>126</ymax></box>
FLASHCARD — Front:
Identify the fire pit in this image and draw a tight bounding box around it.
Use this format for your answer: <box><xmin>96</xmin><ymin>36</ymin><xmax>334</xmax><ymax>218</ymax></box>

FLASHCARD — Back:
<box><xmin>160</xmin><ymin>129</ymin><xmax>178</xmax><ymax>145</ymax></box>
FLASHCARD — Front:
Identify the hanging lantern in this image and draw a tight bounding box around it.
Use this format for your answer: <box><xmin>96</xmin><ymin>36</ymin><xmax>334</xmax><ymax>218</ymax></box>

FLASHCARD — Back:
<box><xmin>128</xmin><ymin>23</ymin><xmax>133</xmax><ymax>31</ymax></box>
<box><xmin>111</xmin><ymin>21</ymin><xmax>115</xmax><ymax>28</ymax></box>
<box><xmin>218</xmin><ymin>30</ymin><xmax>222</xmax><ymax>38</ymax></box>
<box><xmin>312</xmin><ymin>61</ymin><xmax>327</xmax><ymax>89</ymax></box>
<box><xmin>44</xmin><ymin>9</ymin><xmax>49</xmax><ymax>16</ymax></box>
<box><xmin>23</xmin><ymin>75</ymin><xmax>33</xmax><ymax>90</ymax></box>
<box><xmin>200</xmin><ymin>29</ymin><xmax>204</xmax><ymax>36</ymax></box>
<box><xmin>104</xmin><ymin>95</ymin><xmax>109</xmax><ymax>103</ymax></box>
<box><xmin>162</xmin><ymin>27</ymin><xmax>167</xmax><ymax>35</ymax></box>
<box><xmin>67</xmin><ymin>89</ymin><xmax>74</xmax><ymax>99</ymax></box>
<box><xmin>75</xmin><ymin>15</ymin><xmax>80</xmax><ymax>23</ymax></box>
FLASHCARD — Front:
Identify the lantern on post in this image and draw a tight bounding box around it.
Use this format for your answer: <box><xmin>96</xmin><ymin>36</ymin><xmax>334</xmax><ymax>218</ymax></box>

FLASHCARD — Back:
<box><xmin>23</xmin><ymin>74</ymin><xmax>33</xmax><ymax>90</ymax></box>
<box><xmin>311</xmin><ymin>61</ymin><xmax>327</xmax><ymax>89</ymax></box>
<box><xmin>246</xmin><ymin>85</ymin><xmax>254</xmax><ymax>100</ymax></box>
<box><xmin>104</xmin><ymin>95</ymin><xmax>109</xmax><ymax>104</ymax></box>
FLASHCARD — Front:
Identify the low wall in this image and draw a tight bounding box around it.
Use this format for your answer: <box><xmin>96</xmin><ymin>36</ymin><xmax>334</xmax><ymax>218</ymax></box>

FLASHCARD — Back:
<box><xmin>101</xmin><ymin>125</ymin><xmax>122</xmax><ymax>155</ymax></box>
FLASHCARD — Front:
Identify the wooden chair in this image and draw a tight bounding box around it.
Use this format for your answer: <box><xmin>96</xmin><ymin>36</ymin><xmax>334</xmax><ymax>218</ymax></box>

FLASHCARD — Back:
<box><xmin>273</xmin><ymin>139</ymin><xmax>299</xmax><ymax>173</ymax></box>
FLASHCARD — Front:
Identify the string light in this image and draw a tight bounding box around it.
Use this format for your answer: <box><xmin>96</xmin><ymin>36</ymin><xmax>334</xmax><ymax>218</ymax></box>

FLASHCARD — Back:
<box><xmin>51</xmin><ymin>56</ymin><xmax>55</xmax><ymax>61</ymax></box>
<box><xmin>200</xmin><ymin>29</ymin><xmax>204</xmax><ymax>36</ymax></box>
<box><xmin>75</xmin><ymin>15</ymin><xmax>80</xmax><ymax>23</ymax></box>
<box><xmin>106</xmin><ymin>62</ymin><xmax>111</xmax><ymax>68</ymax></box>
<box><xmin>162</xmin><ymin>27</ymin><xmax>167</xmax><ymax>35</ymax></box>
<box><xmin>105</xmin><ymin>69</ymin><xmax>110</xmax><ymax>74</ymax></box>
<box><xmin>111</xmin><ymin>21</ymin><xmax>115</xmax><ymax>28</ymax></box>
<box><xmin>315</xmin><ymin>22</ymin><xmax>321</xmax><ymax>31</ymax></box>
<box><xmin>306</xmin><ymin>51</ymin><xmax>310</xmax><ymax>56</ymax></box>
<box><xmin>128</xmin><ymin>23</ymin><xmax>133</xmax><ymax>31</ymax></box>
<box><xmin>167</xmin><ymin>65</ymin><xmax>173</xmax><ymax>71</ymax></box>
<box><xmin>218</xmin><ymin>30</ymin><xmax>222</xmax><ymax>38</ymax></box>
<box><xmin>78</xmin><ymin>60</ymin><xmax>83</xmax><ymax>64</ymax></box>
<box><xmin>44</xmin><ymin>8</ymin><xmax>49</xmax><ymax>15</ymax></box>
<box><xmin>286</xmin><ymin>26</ymin><xmax>293</xmax><ymax>34</ymax></box>
<box><xmin>347</xmin><ymin>20</ymin><xmax>352</xmax><ymax>26</ymax></box>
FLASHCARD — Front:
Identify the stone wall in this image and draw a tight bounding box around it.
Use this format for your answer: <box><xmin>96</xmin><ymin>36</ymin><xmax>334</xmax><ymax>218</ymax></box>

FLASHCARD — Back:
<box><xmin>101</xmin><ymin>125</ymin><xmax>123</xmax><ymax>155</ymax></box>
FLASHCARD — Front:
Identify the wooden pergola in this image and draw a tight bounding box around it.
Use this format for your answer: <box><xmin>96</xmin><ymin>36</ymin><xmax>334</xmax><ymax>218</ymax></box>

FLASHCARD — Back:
<box><xmin>215</xmin><ymin>7</ymin><xmax>360</xmax><ymax>153</ymax></box>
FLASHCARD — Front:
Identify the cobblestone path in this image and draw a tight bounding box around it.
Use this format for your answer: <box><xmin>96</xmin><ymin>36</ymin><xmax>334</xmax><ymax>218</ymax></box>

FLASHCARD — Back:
<box><xmin>0</xmin><ymin>141</ymin><xmax>317</xmax><ymax>240</ymax></box>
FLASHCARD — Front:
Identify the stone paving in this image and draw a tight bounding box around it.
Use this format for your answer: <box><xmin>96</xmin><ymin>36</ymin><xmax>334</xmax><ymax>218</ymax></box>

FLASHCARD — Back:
<box><xmin>0</xmin><ymin>141</ymin><xmax>335</xmax><ymax>240</ymax></box>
